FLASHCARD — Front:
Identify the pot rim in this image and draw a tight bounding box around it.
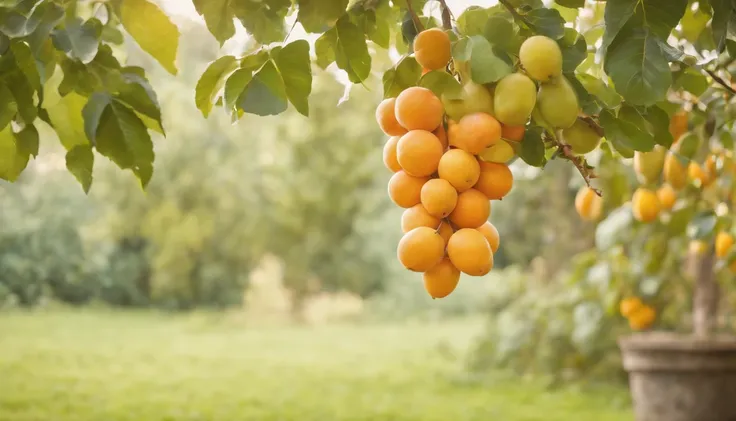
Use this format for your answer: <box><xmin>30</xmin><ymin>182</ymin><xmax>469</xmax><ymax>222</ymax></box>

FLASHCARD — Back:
<box><xmin>619</xmin><ymin>331</ymin><xmax>736</xmax><ymax>353</ymax></box>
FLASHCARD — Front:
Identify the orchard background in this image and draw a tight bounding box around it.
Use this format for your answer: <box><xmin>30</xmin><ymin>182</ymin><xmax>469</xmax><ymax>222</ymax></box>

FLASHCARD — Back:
<box><xmin>2</xmin><ymin>0</ymin><xmax>736</xmax><ymax>419</ymax></box>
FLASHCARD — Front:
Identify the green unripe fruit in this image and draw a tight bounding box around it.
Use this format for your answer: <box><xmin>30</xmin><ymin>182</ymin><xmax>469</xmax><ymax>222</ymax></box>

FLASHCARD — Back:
<box><xmin>561</xmin><ymin>119</ymin><xmax>602</xmax><ymax>155</ymax></box>
<box><xmin>442</xmin><ymin>95</ymin><xmax>468</xmax><ymax>121</ymax></box>
<box><xmin>536</xmin><ymin>76</ymin><xmax>579</xmax><ymax>129</ymax></box>
<box><xmin>519</xmin><ymin>35</ymin><xmax>562</xmax><ymax>82</ymax></box>
<box><xmin>494</xmin><ymin>73</ymin><xmax>537</xmax><ymax>126</ymax></box>
<box><xmin>634</xmin><ymin>146</ymin><xmax>667</xmax><ymax>184</ymax></box>
<box><xmin>461</xmin><ymin>81</ymin><xmax>494</xmax><ymax>116</ymax></box>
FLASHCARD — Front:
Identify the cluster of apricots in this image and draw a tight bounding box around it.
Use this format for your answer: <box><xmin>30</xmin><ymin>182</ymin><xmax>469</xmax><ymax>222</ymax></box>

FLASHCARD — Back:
<box><xmin>620</xmin><ymin>297</ymin><xmax>657</xmax><ymax>331</ymax></box>
<box><xmin>376</xmin><ymin>28</ymin><xmax>517</xmax><ymax>299</ymax></box>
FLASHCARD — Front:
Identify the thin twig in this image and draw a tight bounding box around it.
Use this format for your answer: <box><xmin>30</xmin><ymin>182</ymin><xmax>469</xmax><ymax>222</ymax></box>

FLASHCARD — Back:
<box><xmin>437</xmin><ymin>0</ymin><xmax>453</xmax><ymax>30</ymax></box>
<box><xmin>498</xmin><ymin>0</ymin><xmax>533</xmax><ymax>28</ymax></box>
<box><xmin>578</xmin><ymin>115</ymin><xmax>604</xmax><ymax>138</ymax></box>
<box><xmin>548</xmin><ymin>130</ymin><xmax>601</xmax><ymax>196</ymax></box>
<box><xmin>406</xmin><ymin>0</ymin><xmax>424</xmax><ymax>33</ymax></box>
<box><xmin>704</xmin><ymin>68</ymin><xmax>736</xmax><ymax>95</ymax></box>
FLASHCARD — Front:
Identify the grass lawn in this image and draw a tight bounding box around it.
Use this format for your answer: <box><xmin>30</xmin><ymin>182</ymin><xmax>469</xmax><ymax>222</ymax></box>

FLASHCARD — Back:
<box><xmin>0</xmin><ymin>310</ymin><xmax>632</xmax><ymax>421</ymax></box>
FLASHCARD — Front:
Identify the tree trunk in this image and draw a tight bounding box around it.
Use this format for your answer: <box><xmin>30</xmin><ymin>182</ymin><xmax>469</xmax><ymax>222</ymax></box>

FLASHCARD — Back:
<box><xmin>693</xmin><ymin>251</ymin><xmax>718</xmax><ymax>337</ymax></box>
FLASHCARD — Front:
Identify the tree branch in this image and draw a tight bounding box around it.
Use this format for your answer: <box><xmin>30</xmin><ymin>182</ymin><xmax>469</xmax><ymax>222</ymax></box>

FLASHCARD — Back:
<box><xmin>704</xmin><ymin>68</ymin><xmax>736</xmax><ymax>95</ymax></box>
<box><xmin>548</xmin><ymin>130</ymin><xmax>601</xmax><ymax>196</ymax></box>
<box><xmin>498</xmin><ymin>0</ymin><xmax>533</xmax><ymax>28</ymax></box>
<box><xmin>437</xmin><ymin>0</ymin><xmax>453</xmax><ymax>30</ymax></box>
<box><xmin>406</xmin><ymin>0</ymin><xmax>424</xmax><ymax>33</ymax></box>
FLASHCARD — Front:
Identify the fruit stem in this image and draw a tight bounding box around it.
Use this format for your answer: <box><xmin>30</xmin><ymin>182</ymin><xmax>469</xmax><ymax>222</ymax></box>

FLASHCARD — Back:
<box><xmin>406</xmin><ymin>0</ymin><xmax>424</xmax><ymax>33</ymax></box>
<box><xmin>437</xmin><ymin>0</ymin><xmax>453</xmax><ymax>30</ymax></box>
<box><xmin>498</xmin><ymin>0</ymin><xmax>533</xmax><ymax>29</ymax></box>
<box><xmin>548</xmin><ymin>129</ymin><xmax>602</xmax><ymax>196</ymax></box>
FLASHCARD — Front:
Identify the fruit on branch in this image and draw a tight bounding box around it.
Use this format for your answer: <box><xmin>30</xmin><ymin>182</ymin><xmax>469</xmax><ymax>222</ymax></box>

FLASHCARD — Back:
<box><xmin>395</xmin><ymin>86</ymin><xmax>444</xmax><ymax>131</ymax></box>
<box><xmin>447</xmin><ymin>228</ymin><xmax>494</xmax><ymax>276</ymax></box>
<box><xmin>376</xmin><ymin>98</ymin><xmax>408</xmax><ymax>137</ymax></box>
<box><xmin>462</xmin><ymin>81</ymin><xmax>496</xmax><ymax>116</ymax></box>
<box><xmin>438</xmin><ymin>148</ymin><xmax>481</xmax><ymax>192</ymax></box>
<box><xmin>474</xmin><ymin>161</ymin><xmax>514</xmax><ymax>200</ymax></box>
<box><xmin>535</xmin><ymin>75</ymin><xmax>579</xmax><ymax>129</ymax></box>
<box><xmin>519</xmin><ymin>35</ymin><xmax>562</xmax><ymax>82</ymax></box>
<box><xmin>420</xmin><ymin>178</ymin><xmax>458</xmax><ymax>218</ymax></box>
<box><xmin>477</xmin><ymin>221</ymin><xmax>500</xmax><ymax>253</ymax></box>
<box><xmin>449</xmin><ymin>112</ymin><xmax>502</xmax><ymax>154</ymax></box>
<box><xmin>632</xmin><ymin>187</ymin><xmax>661</xmax><ymax>223</ymax></box>
<box><xmin>716</xmin><ymin>232</ymin><xmax>735</xmax><ymax>258</ymax></box>
<box><xmin>413</xmin><ymin>28</ymin><xmax>451</xmax><ymax>71</ymax></box>
<box><xmin>501</xmin><ymin>124</ymin><xmax>525</xmax><ymax>142</ymax></box>
<box><xmin>397</xmin><ymin>226</ymin><xmax>446</xmax><ymax>272</ymax></box>
<box><xmin>442</xmin><ymin>97</ymin><xmax>469</xmax><ymax>122</ymax></box>
<box><xmin>382</xmin><ymin>136</ymin><xmax>402</xmax><ymax>172</ymax></box>
<box><xmin>688</xmin><ymin>161</ymin><xmax>712</xmax><ymax>188</ymax></box>
<box><xmin>669</xmin><ymin>110</ymin><xmax>688</xmax><ymax>143</ymax></box>
<box><xmin>478</xmin><ymin>140</ymin><xmax>515</xmax><ymax>163</ymax></box>
<box><xmin>628</xmin><ymin>305</ymin><xmax>656</xmax><ymax>330</ymax></box>
<box><xmin>574</xmin><ymin>186</ymin><xmax>603</xmax><ymax>221</ymax></box>
<box><xmin>449</xmin><ymin>188</ymin><xmax>491</xmax><ymax>228</ymax></box>
<box><xmin>401</xmin><ymin>204</ymin><xmax>441</xmax><ymax>233</ymax></box>
<box><xmin>396</xmin><ymin>130</ymin><xmax>444</xmax><ymax>177</ymax></box>
<box><xmin>656</xmin><ymin>184</ymin><xmax>677</xmax><ymax>211</ymax></box>
<box><xmin>433</xmin><ymin>124</ymin><xmax>448</xmax><ymax>149</ymax></box>
<box><xmin>561</xmin><ymin>119</ymin><xmax>602</xmax><ymax>155</ymax></box>
<box><xmin>634</xmin><ymin>146</ymin><xmax>666</xmax><ymax>184</ymax></box>
<box><xmin>619</xmin><ymin>297</ymin><xmax>644</xmax><ymax>318</ymax></box>
<box><xmin>438</xmin><ymin>222</ymin><xmax>454</xmax><ymax>244</ymax></box>
<box><xmin>494</xmin><ymin>72</ymin><xmax>537</xmax><ymax>126</ymax></box>
<box><xmin>388</xmin><ymin>171</ymin><xmax>429</xmax><ymax>208</ymax></box>
<box><xmin>423</xmin><ymin>258</ymin><xmax>461</xmax><ymax>298</ymax></box>
<box><xmin>663</xmin><ymin>153</ymin><xmax>688</xmax><ymax>190</ymax></box>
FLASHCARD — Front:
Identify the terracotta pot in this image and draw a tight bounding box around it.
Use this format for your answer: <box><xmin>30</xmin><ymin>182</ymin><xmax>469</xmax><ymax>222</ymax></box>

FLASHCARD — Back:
<box><xmin>619</xmin><ymin>332</ymin><xmax>736</xmax><ymax>421</ymax></box>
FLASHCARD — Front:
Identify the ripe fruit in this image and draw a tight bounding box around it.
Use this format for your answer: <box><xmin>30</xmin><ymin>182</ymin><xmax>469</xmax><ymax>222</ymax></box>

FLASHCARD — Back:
<box><xmin>462</xmin><ymin>81</ymin><xmax>495</xmax><ymax>116</ymax></box>
<box><xmin>433</xmin><ymin>123</ymin><xmax>448</xmax><ymax>149</ymax></box>
<box><xmin>449</xmin><ymin>112</ymin><xmax>502</xmax><ymax>154</ymax></box>
<box><xmin>575</xmin><ymin>186</ymin><xmax>602</xmax><ymax>221</ymax></box>
<box><xmin>501</xmin><ymin>125</ymin><xmax>525</xmax><ymax>142</ymax></box>
<box><xmin>375</xmin><ymin>98</ymin><xmax>407</xmax><ymax>137</ymax></box>
<box><xmin>401</xmin><ymin>204</ymin><xmax>441</xmax><ymax>233</ymax></box>
<box><xmin>632</xmin><ymin>187</ymin><xmax>660</xmax><ymax>223</ymax></box>
<box><xmin>396</xmin><ymin>130</ymin><xmax>444</xmax><ymax>177</ymax></box>
<box><xmin>420</xmin><ymin>178</ymin><xmax>458</xmax><ymax>218</ymax></box>
<box><xmin>437</xmin><ymin>222</ymin><xmax>454</xmax><ymax>244</ymax></box>
<box><xmin>397</xmin><ymin>227</ymin><xmax>446</xmax><ymax>272</ymax></box>
<box><xmin>669</xmin><ymin>111</ymin><xmax>688</xmax><ymax>143</ymax></box>
<box><xmin>688</xmin><ymin>162</ymin><xmax>711</xmax><ymax>187</ymax></box>
<box><xmin>494</xmin><ymin>73</ymin><xmax>537</xmax><ymax>126</ymax></box>
<box><xmin>447</xmin><ymin>228</ymin><xmax>494</xmax><ymax>276</ymax></box>
<box><xmin>657</xmin><ymin>184</ymin><xmax>677</xmax><ymax>210</ymax></box>
<box><xmin>477</xmin><ymin>221</ymin><xmax>500</xmax><ymax>253</ymax></box>
<box><xmin>561</xmin><ymin>119</ymin><xmax>602</xmax><ymax>155</ymax></box>
<box><xmin>388</xmin><ymin>171</ymin><xmax>429</xmax><ymax>208</ymax></box>
<box><xmin>536</xmin><ymin>76</ymin><xmax>579</xmax><ymax>129</ymax></box>
<box><xmin>413</xmin><ymin>28</ymin><xmax>451</xmax><ymax>71</ymax></box>
<box><xmin>449</xmin><ymin>188</ymin><xmax>491</xmax><ymax>228</ymax></box>
<box><xmin>664</xmin><ymin>153</ymin><xmax>687</xmax><ymax>190</ymax></box>
<box><xmin>519</xmin><ymin>35</ymin><xmax>563</xmax><ymax>82</ymax></box>
<box><xmin>395</xmin><ymin>87</ymin><xmax>444</xmax><ymax>131</ymax></box>
<box><xmin>478</xmin><ymin>140</ymin><xmax>515</xmax><ymax>163</ymax></box>
<box><xmin>475</xmin><ymin>161</ymin><xmax>513</xmax><ymax>200</ymax></box>
<box><xmin>716</xmin><ymin>232</ymin><xmax>734</xmax><ymax>258</ymax></box>
<box><xmin>628</xmin><ymin>305</ymin><xmax>656</xmax><ymax>331</ymax></box>
<box><xmin>619</xmin><ymin>297</ymin><xmax>643</xmax><ymax>318</ymax></box>
<box><xmin>634</xmin><ymin>146</ymin><xmax>666</xmax><ymax>184</ymax></box>
<box><xmin>438</xmin><ymin>149</ymin><xmax>481</xmax><ymax>192</ymax></box>
<box><xmin>382</xmin><ymin>136</ymin><xmax>401</xmax><ymax>172</ymax></box>
<box><xmin>423</xmin><ymin>258</ymin><xmax>461</xmax><ymax>299</ymax></box>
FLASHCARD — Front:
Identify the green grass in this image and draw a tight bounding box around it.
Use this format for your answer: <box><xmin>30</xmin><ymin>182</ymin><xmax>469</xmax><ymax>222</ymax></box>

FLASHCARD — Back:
<box><xmin>0</xmin><ymin>310</ymin><xmax>632</xmax><ymax>421</ymax></box>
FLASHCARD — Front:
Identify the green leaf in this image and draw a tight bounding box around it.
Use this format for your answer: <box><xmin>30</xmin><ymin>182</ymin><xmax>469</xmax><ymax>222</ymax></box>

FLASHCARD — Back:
<box><xmin>0</xmin><ymin>9</ymin><xmax>41</xmax><ymax>38</ymax></box>
<box><xmin>418</xmin><ymin>70</ymin><xmax>462</xmax><ymax>100</ymax></box>
<box><xmin>604</xmin><ymin>25</ymin><xmax>671</xmax><ymax>106</ymax></box>
<box><xmin>599</xmin><ymin>109</ymin><xmax>655</xmax><ymax>155</ymax></box>
<box><xmin>82</xmin><ymin>92</ymin><xmax>111</xmax><ymax>145</ymax></box>
<box><xmin>239</xmin><ymin>60</ymin><xmax>288</xmax><ymax>116</ymax></box>
<box><xmin>600</xmin><ymin>0</ymin><xmax>638</xmax><ymax>55</ymax></box>
<box><xmin>9</xmin><ymin>40</ymin><xmax>39</xmax><ymax>90</ymax></box>
<box><xmin>457</xmin><ymin>6</ymin><xmax>488</xmax><ymax>37</ymax></box>
<box><xmin>297</xmin><ymin>0</ymin><xmax>348</xmax><ymax>33</ymax></box>
<box><xmin>559</xmin><ymin>28</ymin><xmax>586</xmax><ymax>73</ymax></box>
<box><xmin>66</xmin><ymin>145</ymin><xmax>94</xmax><ymax>193</ymax></box>
<box><xmin>13</xmin><ymin>123</ymin><xmax>38</xmax><ymax>157</ymax></box>
<box><xmin>519</xmin><ymin>126</ymin><xmax>546</xmax><ymax>167</ymax></box>
<box><xmin>688</xmin><ymin>211</ymin><xmax>718</xmax><ymax>240</ymax></box>
<box><xmin>117</xmin><ymin>0</ymin><xmax>180</xmax><ymax>75</ymax></box>
<box><xmin>94</xmin><ymin>99</ymin><xmax>154</xmax><ymax>170</ymax></box>
<box><xmin>673</xmin><ymin>68</ymin><xmax>709</xmax><ymax>97</ymax></box>
<box><xmin>315</xmin><ymin>16</ymin><xmax>371</xmax><ymax>83</ymax></box>
<box><xmin>468</xmin><ymin>36</ymin><xmax>512</xmax><ymax>84</ymax></box>
<box><xmin>115</xmin><ymin>72</ymin><xmax>164</xmax><ymax>134</ymax></box>
<box><xmin>192</xmin><ymin>0</ymin><xmax>235</xmax><ymax>45</ymax></box>
<box><xmin>680</xmin><ymin>4</ymin><xmax>711</xmax><ymax>44</ymax></box>
<box><xmin>710</xmin><ymin>0</ymin><xmax>735</xmax><ymax>52</ymax></box>
<box><xmin>26</xmin><ymin>3</ymin><xmax>65</xmax><ymax>54</ymax></box>
<box><xmin>565</xmin><ymin>73</ymin><xmax>599</xmax><ymax>115</ymax></box>
<box><xmin>0</xmin><ymin>80</ymin><xmax>18</xmax><ymax>130</ymax></box>
<box><xmin>484</xmin><ymin>14</ymin><xmax>520</xmax><ymax>54</ymax></box>
<box><xmin>133</xmin><ymin>162</ymin><xmax>153</xmax><ymax>188</ymax></box>
<box><xmin>719</xmin><ymin>130</ymin><xmax>734</xmax><ymax>150</ymax></box>
<box><xmin>576</xmin><ymin>73</ymin><xmax>621</xmax><ymax>109</ymax></box>
<box><xmin>365</xmin><ymin>2</ymin><xmax>391</xmax><ymax>48</ymax></box>
<box><xmin>231</xmin><ymin>0</ymin><xmax>289</xmax><ymax>44</ymax></box>
<box><xmin>223</xmin><ymin>68</ymin><xmax>253</xmax><ymax>113</ymax></box>
<box><xmin>555</xmin><ymin>0</ymin><xmax>584</xmax><ymax>7</ymax></box>
<box><xmin>644</xmin><ymin>106</ymin><xmax>673</xmax><ymax>148</ymax></box>
<box><xmin>0</xmin><ymin>125</ymin><xmax>28</xmax><ymax>181</ymax></box>
<box><xmin>51</xmin><ymin>18</ymin><xmax>101</xmax><ymax>64</ymax></box>
<box><xmin>676</xmin><ymin>132</ymin><xmax>700</xmax><ymax>159</ymax></box>
<box><xmin>273</xmin><ymin>40</ymin><xmax>312</xmax><ymax>117</ymax></box>
<box><xmin>45</xmin><ymin>92</ymin><xmax>87</xmax><ymax>150</ymax></box>
<box><xmin>195</xmin><ymin>55</ymin><xmax>238</xmax><ymax>118</ymax></box>
<box><xmin>525</xmin><ymin>8</ymin><xmax>565</xmax><ymax>39</ymax></box>
<box><xmin>667</xmin><ymin>203</ymin><xmax>695</xmax><ymax>236</ymax></box>
<box><xmin>241</xmin><ymin>49</ymin><xmax>269</xmax><ymax>72</ymax></box>
<box><xmin>382</xmin><ymin>56</ymin><xmax>421</xmax><ymax>98</ymax></box>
